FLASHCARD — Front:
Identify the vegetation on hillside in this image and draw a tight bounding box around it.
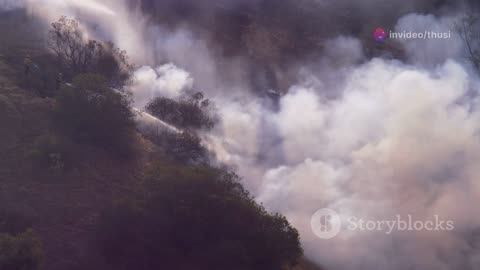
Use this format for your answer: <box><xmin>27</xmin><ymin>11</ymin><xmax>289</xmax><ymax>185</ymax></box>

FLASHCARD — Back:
<box><xmin>0</xmin><ymin>206</ymin><xmax>42</xmax><ymax>270</ymax></box>
<box><xmin>97</xmin><ymin>164</ymin><xmax>302</xmax><ymax>270</ymax></box>
<box><xmin>48</xmin><ymin>16</ymin><xmax>133</xmax><ymax>87</ymax></box>
<box><xmin>146</xmin><ymin>91</ymin><xmax>218</xmax><ymax>131</ymax></box>
<box><xmin>0</xmin><ymin>230</ymin><xmax>43</xmax><ymax>270</ymax></box>
<box><xmin>0</xmin><ymin>13</ymin><xmax>306</xmax><ymax>270</ymax></box>
<box><xmin>53</xmin><ymin>73</ymin><xmax>136</xmax><ymax>158</ymax></box>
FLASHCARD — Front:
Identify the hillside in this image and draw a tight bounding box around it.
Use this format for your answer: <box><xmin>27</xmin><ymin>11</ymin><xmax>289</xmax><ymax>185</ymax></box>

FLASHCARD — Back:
<box><xmin>0</xmin><ymin>56</ymin><xmax>150</xmax><ymax>269</ymax></box>
<box><xmin>0</xmin><ymin>11</ymin><xmax>323</xmax><ymax>270</ymax></box>
<box><xmin>0</xmin><ymin>57</ymin><xmax>324</xmax><ymax>270</ymax></box>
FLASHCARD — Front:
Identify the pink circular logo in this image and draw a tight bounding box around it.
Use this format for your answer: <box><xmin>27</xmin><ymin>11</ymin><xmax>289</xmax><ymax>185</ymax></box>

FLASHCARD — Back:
<box><xmin>374</xmin><ymin>28</ymin><xmax>387</xmax><ymax>42</ymax></box>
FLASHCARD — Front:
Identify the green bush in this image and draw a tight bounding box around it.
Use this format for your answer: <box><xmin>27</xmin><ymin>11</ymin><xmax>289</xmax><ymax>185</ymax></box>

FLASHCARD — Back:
<box><xmin>96</xmin><ymin>165</ymin><xmax>302</xmax><ymax>270</ymax></box>
<box><xmin>0</xmin><ymin>230</ymin><xmax>43</xmax><ymax>270</ymax></box>
<box><xmin>53</xmin><ymin>74</ymin><xmax>136</xmax><ymax>158</ymax></box>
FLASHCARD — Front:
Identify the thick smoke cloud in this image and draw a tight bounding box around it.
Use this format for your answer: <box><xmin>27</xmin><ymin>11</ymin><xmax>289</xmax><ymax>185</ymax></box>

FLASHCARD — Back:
<box><xmin>17</xmin><ymin>0</ymin><xmax>480</xmax><ymax>269</ymax></box>
<box><xmin>132</xmin><ymin>64</ymin><xmax>194</xmax><ymax>108</ymax></box>
<box><xmin>254</xmin><ymin>59</ymin><xmax>480</xmax><ymax>270</ymax></box>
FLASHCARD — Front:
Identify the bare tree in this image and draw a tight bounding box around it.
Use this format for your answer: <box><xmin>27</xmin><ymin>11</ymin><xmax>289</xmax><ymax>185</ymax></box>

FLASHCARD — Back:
<box><xmin>457</xmin><ymin>5</ymin><xmax>480</xmax><ymax>70</ymax></box>
<box><xmin>48</xmin><ymin>16</ymin><xmax>133</xmax><ymax>87</ymax></box>
<box><xmin>48</xmin><ymin>16</ymin><xmax>100</xmax><ymax>72</ymax></box>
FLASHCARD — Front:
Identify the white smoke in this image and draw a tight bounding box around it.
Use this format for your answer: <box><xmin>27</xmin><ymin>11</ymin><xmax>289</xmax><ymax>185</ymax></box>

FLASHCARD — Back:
<box><xmin>131</xmin><ymin>64</ymin><xmax>194</xmax><ymax>108</ymax></box>
<box><xmin>18</xmin><ymin>1</ymin><xmax>480</xmax><ymax>269</ymax></box>
<box><xmin>203</xmin><ymin>14</ymin><xmax>480</xmax><ymax>270</ymax></box>
<box><xmin>394</xmin><ymin>14</ymin><xmax>464</xmax><ymax>67</ymax></box>
<box><xmin>254</xmin><ymin>59</ymin><xmax>480</xmax><ymax>270</ymax></box>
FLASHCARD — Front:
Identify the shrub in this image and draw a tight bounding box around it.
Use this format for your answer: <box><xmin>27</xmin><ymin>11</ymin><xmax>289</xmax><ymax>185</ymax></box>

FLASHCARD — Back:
<box><xmin>145</xmin><ymin>92</ymin><xmax>218</xmax><ymax>131</ymax></box>
<box><xmin>96</xmin><ymin>165</ymin><xmax>302</xmax><ymax>270</ymax></box>
<box><xmin>162</xmin><ymin>132</ymin><xmax>208</xmax><ymax>163</ymax></box>
<box><xmin>53</xmin><ymin>74</ymin><xmax>136</xmax><ymax>158</ymax></box>
<box><xmin>28</xmin><ymin>134</ymin><xmax>74</xmax><ymax>174</ymax></box>
<box><xmin>0</xmin><ymin>230</ymin><xmax>43</xmax><ymax>270</ymax></box>
<box><xmin>142</xmin><ymin>128</ymin><xmax>208</xmax><ymax>164</ymax></box>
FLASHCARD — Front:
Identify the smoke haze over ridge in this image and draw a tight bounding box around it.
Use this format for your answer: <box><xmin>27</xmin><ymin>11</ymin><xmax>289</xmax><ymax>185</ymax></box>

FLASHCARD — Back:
<box><xmin>4</xmin><ymin>0</ymin><xmax>480</xmax><ymax>269</ymax></box>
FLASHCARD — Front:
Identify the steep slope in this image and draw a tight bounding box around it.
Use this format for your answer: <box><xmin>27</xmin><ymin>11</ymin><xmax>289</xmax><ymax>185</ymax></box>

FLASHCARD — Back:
<box><xmin>0</xmin><ymin>10</ymin><xmax>324</xmax><ymax>270</ymax></box>
<box><xmin>0</xmin><ymin>57</ymin><xmax>150</xmax><ymax>270</ymax></box>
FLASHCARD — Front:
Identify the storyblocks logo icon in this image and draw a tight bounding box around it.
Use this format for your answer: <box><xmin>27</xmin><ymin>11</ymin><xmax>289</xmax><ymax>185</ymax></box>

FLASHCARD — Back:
<box><xmin>310</xmin><ymin>208</ymin><xmax>342</xmax><ymax>239</ymax></box>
